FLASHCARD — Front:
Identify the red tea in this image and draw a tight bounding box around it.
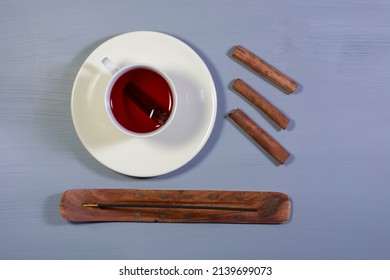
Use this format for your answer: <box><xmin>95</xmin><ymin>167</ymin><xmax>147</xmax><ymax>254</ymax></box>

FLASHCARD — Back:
<box><xmin>109</xmin><ymin>68</ymin><xmax>174</xmax><ymax>134</ymax></box>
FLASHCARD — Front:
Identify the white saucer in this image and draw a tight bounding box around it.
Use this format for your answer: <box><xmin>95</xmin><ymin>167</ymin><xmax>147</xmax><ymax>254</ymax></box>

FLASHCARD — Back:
<box><xmin>71</xmin><ymin>31</ymin><xmax>217</xmax><ymax>177</ymax></box>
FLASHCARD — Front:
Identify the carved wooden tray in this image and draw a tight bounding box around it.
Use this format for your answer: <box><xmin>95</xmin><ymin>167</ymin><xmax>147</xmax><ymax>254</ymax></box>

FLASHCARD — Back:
<box><xmin>60</xmin><ymin>189</ymin><xmax>291</xmax><ymax>224</ymax></box>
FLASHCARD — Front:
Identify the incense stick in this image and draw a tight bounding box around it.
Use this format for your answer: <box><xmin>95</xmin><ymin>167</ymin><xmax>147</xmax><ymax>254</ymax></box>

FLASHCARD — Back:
<box><xmin>61</xmin><ymin>189</ymin><xmax>291</xmax><ymax>223</ymax></box>
<box><xmin>82</xmin><ymin>203</ymin><xmax>258</xmax><ymax>212</ymax></box>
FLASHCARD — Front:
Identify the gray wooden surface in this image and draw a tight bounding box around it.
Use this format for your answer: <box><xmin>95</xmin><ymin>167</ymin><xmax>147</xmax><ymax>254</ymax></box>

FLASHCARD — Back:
<box><xmin>1</xmin><ymin>0</ymin><xmax>390</xmax><ymax>259</ymax></box>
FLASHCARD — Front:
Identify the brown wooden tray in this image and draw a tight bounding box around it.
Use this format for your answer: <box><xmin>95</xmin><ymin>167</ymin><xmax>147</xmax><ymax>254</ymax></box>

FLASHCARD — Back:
<box><xmin>60</xmin><ymin>189</ymin><xmax>291</xmax><ymax>224</ymax></box>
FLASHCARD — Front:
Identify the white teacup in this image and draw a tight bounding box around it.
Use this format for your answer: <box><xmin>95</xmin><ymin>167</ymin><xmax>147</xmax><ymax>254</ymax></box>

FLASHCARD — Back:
<box><xmin>102</xmin><ymin>57</ymin><xmax>177</xmax><ymax>138</ymax></box>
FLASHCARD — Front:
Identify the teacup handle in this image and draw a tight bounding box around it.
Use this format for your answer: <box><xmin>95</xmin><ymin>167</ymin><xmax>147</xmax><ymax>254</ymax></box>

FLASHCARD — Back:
<box><xmin>102</xmin><ymin>57</ymin><xmax>119</xmax><ymax>75</ymax></box>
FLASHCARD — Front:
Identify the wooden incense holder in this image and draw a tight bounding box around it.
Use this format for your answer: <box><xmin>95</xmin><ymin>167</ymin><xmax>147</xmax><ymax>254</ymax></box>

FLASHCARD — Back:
<box><xmin>232</xmin><ymin>79</ymin><xmax>290</xmax><ymax>129</ymax></box>
<box><xmin>228</xmin><ymin>108</ymin><xmax>290</xmax><ymax>165</ymax></box>
<box><xmin>232</xmin><ymin>45</ymin><xmax>298</xmax><ymax>94</ymax></box>
<box><xmin>60</xmin><ymin>189</ymin><xmax>291</xmax><ymax>224</ymax></box>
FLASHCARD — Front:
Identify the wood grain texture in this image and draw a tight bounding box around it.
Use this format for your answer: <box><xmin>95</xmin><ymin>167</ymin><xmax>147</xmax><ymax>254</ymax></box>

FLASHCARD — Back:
<box><xmin>60</xmin><ymin>189</ymin><xmax>291</xmax><ymax>224</ymax></box>
<box><xmin>232</xmin><ymin>45</ymin><xmax>298</xmax><ymax>94</ymax></box>
<box><xmin>232</xmin><ymin>79</ymin><xmax>290</xmax><ymax>129</ymax></box>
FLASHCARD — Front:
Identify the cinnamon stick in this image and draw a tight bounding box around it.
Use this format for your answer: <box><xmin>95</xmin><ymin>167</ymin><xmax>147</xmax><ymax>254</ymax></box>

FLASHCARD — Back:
<box><xmin>232</xmin><ymin>79</ymin><xmax>290</xmax><ymax>129</ymax></box>
<box><xmin>228</xmin><ymin>108</ymin><xmax>290</xmax><ymax>165</ymax></box>
<box><xmin>232</xmin><ymin>45</ymin><xmax>298</xmax><ymax>94</ymax></box>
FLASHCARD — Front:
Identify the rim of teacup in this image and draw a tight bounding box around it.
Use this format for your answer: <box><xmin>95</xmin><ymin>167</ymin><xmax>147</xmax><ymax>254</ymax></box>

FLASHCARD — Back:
<box><xmin>104</xmin><ymin>64</ymin><xmax>177</xmax><ymax>138</ymax></box>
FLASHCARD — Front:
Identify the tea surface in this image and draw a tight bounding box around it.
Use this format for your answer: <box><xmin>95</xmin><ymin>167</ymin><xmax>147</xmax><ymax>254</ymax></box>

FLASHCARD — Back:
<box><xmin>110</xmin><ymin>68</ymin><xmax>173</xmax><ymax>133</ymax></box>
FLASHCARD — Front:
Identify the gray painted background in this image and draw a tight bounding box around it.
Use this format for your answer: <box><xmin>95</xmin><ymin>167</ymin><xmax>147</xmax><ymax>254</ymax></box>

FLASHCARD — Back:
<box><xmin>1</xmin><ymin>0</ymin><xmax>389</xmax><ymax>259</ymax></box>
